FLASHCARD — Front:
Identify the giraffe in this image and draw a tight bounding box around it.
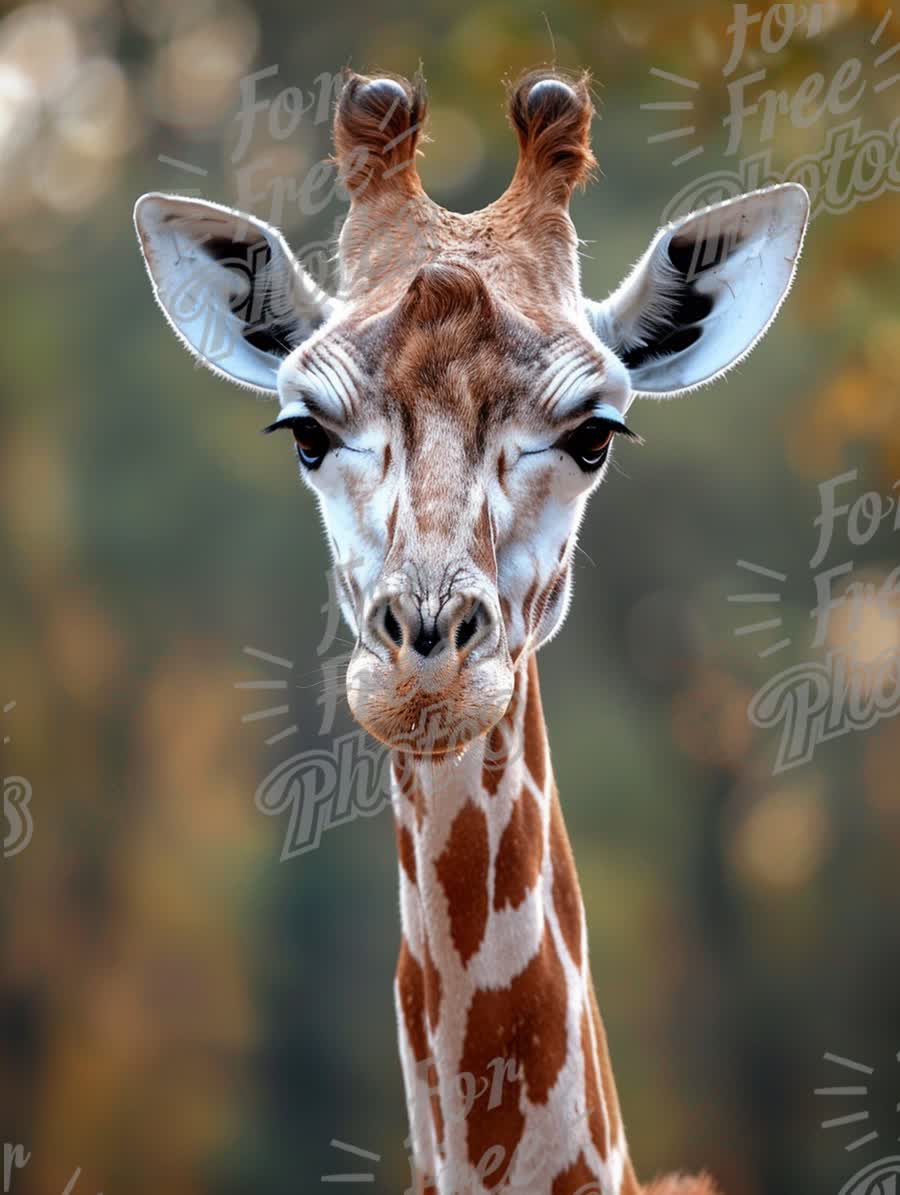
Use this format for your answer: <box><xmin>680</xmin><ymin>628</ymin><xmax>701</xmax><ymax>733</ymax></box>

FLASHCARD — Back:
<box><xmin>133</xmin><ymin>69</ymin><xmax>809</xmax><ymax>1195</ymax></box>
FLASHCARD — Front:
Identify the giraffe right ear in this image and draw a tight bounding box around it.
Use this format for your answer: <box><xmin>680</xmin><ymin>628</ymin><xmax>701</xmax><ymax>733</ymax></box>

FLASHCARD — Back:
<box><xmin>584</xmin><ymin>184</ymin><xmax>809</xmax><ymax>396</ymax></box>
<box><xmin>133</xmin><ymin>193</ymin><xmax>340</xmax><ymax>394</ymax></box>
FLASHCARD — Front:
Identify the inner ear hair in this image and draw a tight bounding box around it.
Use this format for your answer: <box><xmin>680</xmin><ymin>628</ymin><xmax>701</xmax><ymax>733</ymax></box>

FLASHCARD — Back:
<box><xmin>615</xmin><ymin>222</ymin><xmax>749</xmax><ymax>372</ymax></box>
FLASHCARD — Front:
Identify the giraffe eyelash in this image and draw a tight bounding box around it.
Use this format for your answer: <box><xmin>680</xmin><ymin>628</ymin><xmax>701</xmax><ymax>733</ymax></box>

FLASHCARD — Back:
<box><xmin>560</xmin><ymin>416</ymin><xmax>641</xmax><ymax>472</ymax></box>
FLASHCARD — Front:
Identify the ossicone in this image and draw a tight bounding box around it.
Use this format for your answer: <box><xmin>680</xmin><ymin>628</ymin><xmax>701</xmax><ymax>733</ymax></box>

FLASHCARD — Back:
<box><xmin>334</xmin><ymin>71</ymin><xmax>428</xmax><ymax>201</ymax></box>
<box><xmin>506</xmin><ymin>69</ymin><xmax>596</xmax><ymax>200</ymax></box>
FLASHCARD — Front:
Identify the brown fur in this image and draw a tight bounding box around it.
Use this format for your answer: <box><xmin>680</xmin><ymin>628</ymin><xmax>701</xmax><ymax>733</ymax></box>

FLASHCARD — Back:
<box><xmin>434</xmin><ymin>801</ymin><xmax>491</xmax><ymax>966</ymax></box>
<box><xmin>550</xmin><ymin>791</ymin><xmax>583</xmax><ymax>970</ymax></box>
<box><xmin>398</xmin><ymin>937</ymin><xmax>429</xmax><ymax>1063</ymax></box>
<box><xmin>493</xmin><ymin>784</ymin><xmax>543</xmax><ymax>911</ymax></box>
<box><xmin>506</xmin><ymin>69</ymin><xmax>597</xmax><ymax>200</ymax></box>
<box><xmin>401</xmin><ymin>261</ymin><xmax>497</xmax><ymax>329</ymax></box>
<box><xmin>334</xmin><ymin>70</ymin><xmax>428</xmax><ymax>198</ymax></box>
<box><xmin>551</xmin><ymin>1153</ymin><xmax>602</xmax><ymax>1195</ymax></box>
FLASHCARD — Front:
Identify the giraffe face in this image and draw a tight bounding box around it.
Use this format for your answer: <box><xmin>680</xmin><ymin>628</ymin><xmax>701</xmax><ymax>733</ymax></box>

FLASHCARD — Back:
<box><xmin>269</xmin><ymin>262</ymin><xmax>634</xmax><ymax>750</ymax></box>
<box><xmin>134</xmin><ymin>69</ymin><xmax>810</xmax><ymax>754</ymax></box>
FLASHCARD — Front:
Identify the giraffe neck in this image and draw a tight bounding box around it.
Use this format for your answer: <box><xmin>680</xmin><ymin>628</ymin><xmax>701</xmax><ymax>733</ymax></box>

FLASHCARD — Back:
<box><xmin>391</xmin><ymin>654</ymin><xmax>641</xmax><ymax>1195</ymax></box>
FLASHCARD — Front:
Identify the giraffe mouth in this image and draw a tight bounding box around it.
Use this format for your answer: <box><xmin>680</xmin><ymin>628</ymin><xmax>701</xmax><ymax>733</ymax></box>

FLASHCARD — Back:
<box><xmin>344</xmin><ymin>647</ymin><xmax>515</xmax><ymax>755</ymax></box>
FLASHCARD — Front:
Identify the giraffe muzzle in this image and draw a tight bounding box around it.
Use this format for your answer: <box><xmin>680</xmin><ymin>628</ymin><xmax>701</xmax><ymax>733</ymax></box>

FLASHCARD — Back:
<box><xmin>346</xmin><ymin>588</ymin><xmax>513</xmax><ymax>754</ymax></box>
<box><xmin>367</xmin><ymin>592</ymin><xmax>497</xmax><ymax>662</ymax></box>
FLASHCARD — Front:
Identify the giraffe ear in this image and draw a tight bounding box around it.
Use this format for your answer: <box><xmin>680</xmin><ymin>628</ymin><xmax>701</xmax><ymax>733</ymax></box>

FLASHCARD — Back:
<box><xmin>584</xmin><ymin>184</ymin><xmax>810</xmax><ymax>396</ymax></box>
<box><xmin>133</xmin><ymin>193</ymin><xmax>340</xmax><ymax>394</ymax></box>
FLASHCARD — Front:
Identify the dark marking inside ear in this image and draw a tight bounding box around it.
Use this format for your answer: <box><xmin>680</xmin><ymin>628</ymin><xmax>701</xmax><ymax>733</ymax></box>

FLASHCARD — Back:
<box><xmin>196</xmin><ymin>233</ymin><xmax>307</xmax><ymax>359</ymax></box>
<box><xmin>668</xmin><ymin>230</ymin><xmax>745</xmax><ymax>279</ymax></box>
<box><xmin>622</xmin><ymin>323</ymin><xmax>703</xmax><ymax>371</ymax></box>
<box><xmin>673</xmin><ymin>290</ymin><xmax>715</xmax><ymax>325</ymax></box>
<box><xmin>202</xmin><ymin>235</ymin><xmax>273</xmax><ymax>268</ymax></box>
<box><xmin>242</xmin><ymin>322</ymin><xmax>300</xmax><ymax>356</ymax></box>
<box><xmin>650</xmin><ymin>324</ymin><xmax>703</xmax><ymax>357</ymax></box>
<box><xmin>619</xmin><ymin>230</ymin><xmax>734</xmax><ymax>370</ymax></box>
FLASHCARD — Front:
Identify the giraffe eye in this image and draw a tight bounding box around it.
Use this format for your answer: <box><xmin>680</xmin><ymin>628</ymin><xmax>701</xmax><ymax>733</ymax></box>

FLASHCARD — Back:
<box><xmin>563</xmin><ymin>419</ymin><xmax>617</xmax><ymax>472</ymax></box>
<box><xmin>262</xmin><ymin>416</ymin><xmax>332</xmax><ymax>470</ymax></box>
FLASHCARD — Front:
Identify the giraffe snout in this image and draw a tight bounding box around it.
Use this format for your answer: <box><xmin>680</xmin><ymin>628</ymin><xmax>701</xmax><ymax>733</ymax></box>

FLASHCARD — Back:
<box><xmin>365</xmin><ymin>591</ymin><xmax>500</xmax><ymax>664</ymax></box>
<box><xmin>348</xmin><ymin>586</ymin><xmax>512</xmax><ymax>753</ymax></box>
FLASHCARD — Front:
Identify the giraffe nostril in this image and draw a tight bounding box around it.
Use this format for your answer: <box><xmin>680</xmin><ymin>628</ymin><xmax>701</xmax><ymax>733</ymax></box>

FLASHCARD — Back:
<box><xmin>383</xmin><ymin>604</ymin><xmax>403</xmax><ymax>647</ymax></box>
<box><xmin>455</xmin><ymin>609</ymin><xmax>480</xmax><ymax>651</ymax></box>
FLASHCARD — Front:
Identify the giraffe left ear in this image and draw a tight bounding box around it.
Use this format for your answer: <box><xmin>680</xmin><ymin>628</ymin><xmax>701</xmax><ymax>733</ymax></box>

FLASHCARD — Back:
<box><xmin>584</xmin><ymin>183</ymin><xmax>810</xmax><ymax>396</ymax></box>
<box><xmin>134</xmin><ymin>193</ymin><xmax>340</xmax><ymax>394</ymax></box>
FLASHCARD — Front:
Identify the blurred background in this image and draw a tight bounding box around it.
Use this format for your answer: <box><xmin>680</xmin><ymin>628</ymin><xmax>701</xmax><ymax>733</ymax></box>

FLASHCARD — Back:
<box><xmin>0</xmin><ymin>1</ymin><xmax>899</xmax><ymax>1192</ymax></box>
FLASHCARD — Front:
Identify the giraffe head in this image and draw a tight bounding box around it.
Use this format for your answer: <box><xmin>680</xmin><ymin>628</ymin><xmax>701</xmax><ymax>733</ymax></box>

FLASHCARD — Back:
<box><xmin>134</xmin><ymin>69</ymin><xmax>809</xmax><ymax>754</ymax></box>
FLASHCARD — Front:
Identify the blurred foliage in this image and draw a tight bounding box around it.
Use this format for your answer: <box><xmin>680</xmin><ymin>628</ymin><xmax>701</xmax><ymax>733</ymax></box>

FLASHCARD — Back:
<box><xmin>0</xmin><ymin>1</ymin><xmax>898</xmax><ymax>1194</ymax></box>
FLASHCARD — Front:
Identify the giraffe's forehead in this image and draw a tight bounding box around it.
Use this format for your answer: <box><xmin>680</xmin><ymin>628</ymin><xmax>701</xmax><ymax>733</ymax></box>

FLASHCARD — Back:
<box><xmin>378</xmin><ymin>318</ymin><xmax>540</xmax><ymax>440</ymax></box>
<box><xmin>285</xmin><ymin>309</ymin><xmax>618</xmax><ymax>448</ymax></box>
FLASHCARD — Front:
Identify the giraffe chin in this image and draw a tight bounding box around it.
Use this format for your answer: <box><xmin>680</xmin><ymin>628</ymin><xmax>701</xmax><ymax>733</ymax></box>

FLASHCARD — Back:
<box><xmin>345</xmin><ymin>651</ymin><xmax>514</xmax><ymax>757</ymax></box>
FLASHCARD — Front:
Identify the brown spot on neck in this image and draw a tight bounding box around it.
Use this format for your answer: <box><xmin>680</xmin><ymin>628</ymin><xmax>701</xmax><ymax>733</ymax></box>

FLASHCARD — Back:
<box><xmin>493</xmin><ymin>784</ymin><xmax>543</xmax><ymax>912</ymax></box>
<box><xmin>397</xmin><ymin>938</ymin><xmax>428</xmax><ymax>1063</ymax></box>
<box><xmin>461</xmin><ymin>926</ymin><xmax>568</xmax><ymax>1186</ymax></box>
<box><xmin>481</xmin><ymin>721</ymin><xmax>508</xmax><ymax>797</ymax></box>
<box><xmin>524</xmin><ymin>654</ymin><xmax>548</xmax><ymax>792</ymax></box>
<box><xmin>581</xmin><ymin>1006</ymin><xmax>609</xmax><ymax>1161</ymax></box>
<box><xmin>549</xmin><ymin>786</ymin><xmax>582</xmax><ymax>970</ymax></box>
<box><xmin>588</xmin><ymin>979</ymin><xmax>627</xmax><ymax>1168</ymax></box>
<box><xmin>396</xmin><ymin>820</ymin><xmax>417</xmax><ymax>887</ymax></box>
<box><xmin>551</xmin><ymin>1153</ymin><xmax>602</xmax><ymax>1195</ymax></box>
<box><xmin>434</xmin><ymin>801</ymin><xmax>490</xmax><ymax>966</ymax></box>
